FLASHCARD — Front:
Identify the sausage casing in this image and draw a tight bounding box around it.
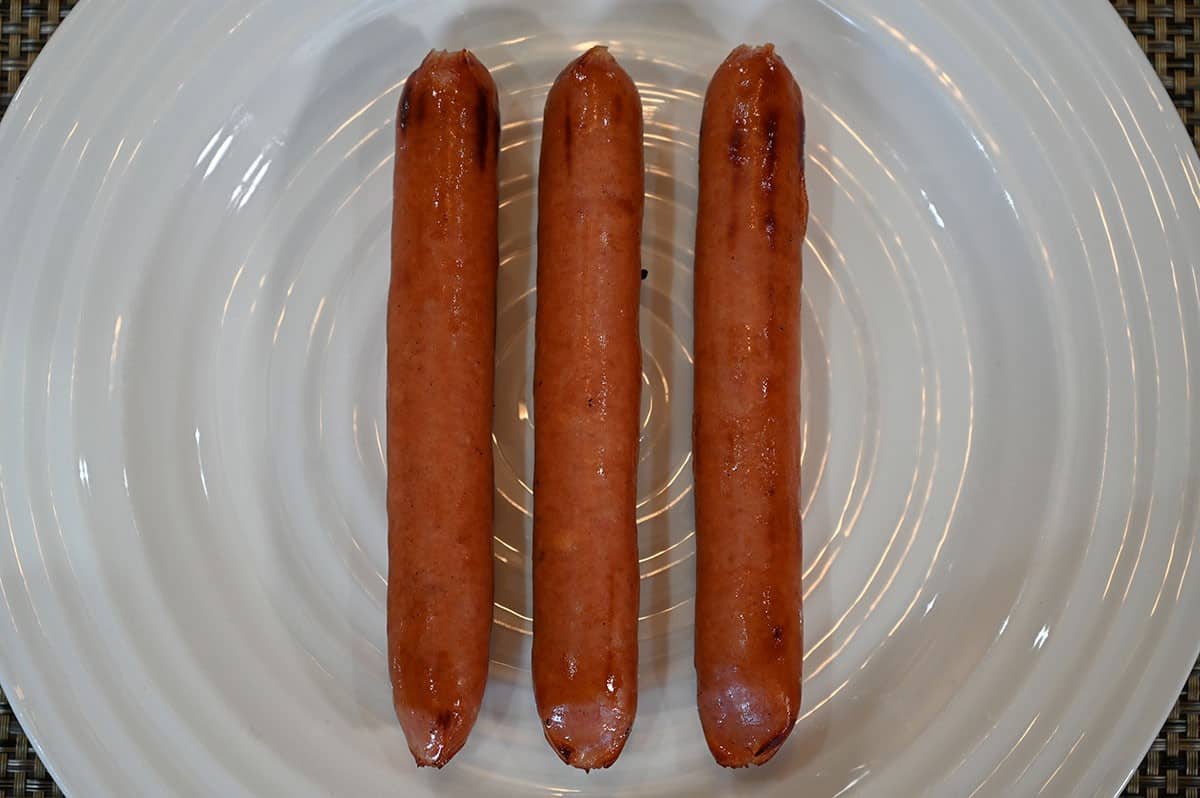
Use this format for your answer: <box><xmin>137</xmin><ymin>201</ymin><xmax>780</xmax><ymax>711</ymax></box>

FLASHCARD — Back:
<box><xmin>693</xmin><ymin>43</ymin><xmax>807</xmax><ymax>768</ymax></box>
<box><xmin>532</xmin><ymin>45</ymin><xmax>645</xmax><ymax>771</ymax></box>
<box><xmin>387</xmin><ymin>48</ymin><xmax>500</xmax><ymax>769</ymax></box>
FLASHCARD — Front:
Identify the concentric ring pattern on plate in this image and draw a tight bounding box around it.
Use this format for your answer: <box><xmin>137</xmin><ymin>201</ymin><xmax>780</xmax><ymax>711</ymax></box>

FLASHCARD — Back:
<box><xmin>1</xmin><ymin>0</ymin><xmax>1199</xmax><ymax>795</ymax></box>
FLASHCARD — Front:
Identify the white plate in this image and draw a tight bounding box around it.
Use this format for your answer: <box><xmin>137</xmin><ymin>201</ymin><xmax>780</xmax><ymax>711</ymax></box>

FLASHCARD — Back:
<box><xmin>2</xmin><ymin>0</ymin><xmax>1199</xmax><ymax>795</ymax></box>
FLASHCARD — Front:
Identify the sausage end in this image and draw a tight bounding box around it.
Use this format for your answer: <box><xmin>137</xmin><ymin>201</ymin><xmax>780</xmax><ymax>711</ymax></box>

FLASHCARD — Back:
<box><xmin>395</xmin><ymin>704</ymin><xmax>478</xmax><ymax>768</ymax></box>
<box><xmin>539</xmin><ymin>697</ymin><xmax>636</xmax><ymax>770</ymax></box>
<box><xmin>705</xmin><ymin>43</ymin><xmax>803</xmax><ymax>114</ymax></box>
<box><xmin>398</xmin><ymin>48</ymin><xmax>499</xmax><ymax>138</ymax></box>
<box><xmin>552</xmin><ymin>44</ymin><xmax>640</xmax><ymax>106</ymax></box>
<box><xmin>697</xmin><ymin>675</ymin><xmax>799</xmax><ymax>767</ymax></box>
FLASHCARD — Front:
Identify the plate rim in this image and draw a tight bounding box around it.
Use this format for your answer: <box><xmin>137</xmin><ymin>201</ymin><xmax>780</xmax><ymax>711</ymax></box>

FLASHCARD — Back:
<box><xmin>1064</xmin><ymin>2</ymin><xmax>1200</xmax><ymax>791</ymax></box>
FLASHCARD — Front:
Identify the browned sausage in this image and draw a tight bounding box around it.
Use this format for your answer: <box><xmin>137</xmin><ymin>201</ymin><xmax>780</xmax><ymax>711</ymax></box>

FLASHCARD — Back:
<box><xmin>387</xmin><ymin>49</ymin><xmax>499</xmax><ymax>769</ymax></box>
<box><xmin>532</xmin><ymin>45</ymin><xmax>644</xmax><ymax>771</ymax></box>
<box><xmin>693</xmin><ymin>43</ymin><xmax>807</xmax><ymax>768</ymax></box>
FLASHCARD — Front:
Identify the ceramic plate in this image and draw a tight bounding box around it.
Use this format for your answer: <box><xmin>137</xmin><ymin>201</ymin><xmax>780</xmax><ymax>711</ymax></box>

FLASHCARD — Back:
<box><xmin>2</xmin><ymin>0</ymin><xmax>1199</xmax><ymax>795</ymax></box>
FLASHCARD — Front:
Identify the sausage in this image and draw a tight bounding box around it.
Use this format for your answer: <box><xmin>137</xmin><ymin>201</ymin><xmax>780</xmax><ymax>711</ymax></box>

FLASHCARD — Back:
<box><xmin>532</xmin><ymin>45</ymin><xmax>644</xmax><ymax>771</ymax></box>
<box><xmin>387</xmin><ymin>49</ymin><xmax>500</xmax><ymax>768</ymax></box>
<box><xmin>692</xmin><ymin>43</ymin><xmax>807</xmax><ymax>768</ymax></box>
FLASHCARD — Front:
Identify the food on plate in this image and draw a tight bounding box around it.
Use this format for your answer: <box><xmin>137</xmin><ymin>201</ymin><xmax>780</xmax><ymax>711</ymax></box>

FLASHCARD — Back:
<box><xmin>692</xmin><ymin>43</ymin><xmax>808</xmax><ymax>768</ymax></box>
<box><xmin>532</xmin><ymin>45</ymin><xmax>645</xmax><ymax>771</ymax></box>
<box><xmin>387</xmin><ymin>48</ymin><xmax>500</xmax><ymax>768</ymax></box>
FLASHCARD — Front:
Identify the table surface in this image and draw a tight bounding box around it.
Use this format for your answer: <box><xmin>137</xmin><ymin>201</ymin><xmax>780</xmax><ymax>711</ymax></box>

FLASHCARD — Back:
<box><xmin>2</xmin><ymin>1</ymin><xmax>1199</xmax><ymax>796</ymax></box>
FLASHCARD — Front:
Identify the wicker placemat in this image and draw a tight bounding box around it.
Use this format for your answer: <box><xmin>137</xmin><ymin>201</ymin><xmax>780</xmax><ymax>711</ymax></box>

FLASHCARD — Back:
<box><xmin>1114</xmin><ymin>0</ymin><xmax>1200</xmax><ymax>151</ymax></box>
<box><xmin>0</xmin><ymin>0</ymin><xmax>1198</xmax><ymax>796</ymax></box>
<box><xmin>0</xmin><ymin>0</ymin><xmax>73</xmax><ymax>117</ymax></box>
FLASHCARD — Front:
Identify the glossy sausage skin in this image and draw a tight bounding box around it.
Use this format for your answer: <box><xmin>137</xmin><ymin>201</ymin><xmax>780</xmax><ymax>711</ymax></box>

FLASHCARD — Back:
<box><xmin>693</xmin><ymin>44</ymin><xmax>807</xmax><ymax>768</ymax></box>
<box><xmin>387</xmin><ymin>49</ymin><xmax>500</xmax><ymax>769</ymax></box>
<box><xmin>532</xmin><ymin>46</ymin><xmax>644</xmax><ymax>771</ymax></box>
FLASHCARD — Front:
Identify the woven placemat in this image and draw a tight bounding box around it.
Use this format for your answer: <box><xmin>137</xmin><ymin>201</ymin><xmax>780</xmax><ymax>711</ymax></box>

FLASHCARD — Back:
<box><xmin>1114</xmin><ymin>0</ymin><xmax>1200</xmax><ymax>151</ymax></box>
<box><xmin>0</xmin><ymin>0</ymin><xmax>1198</xmax><ymax>795</ymax></box>
<box><xmin>0</xmin><ymin>0</ymin><xmax>73</xmax><ymax>117</ymax></box>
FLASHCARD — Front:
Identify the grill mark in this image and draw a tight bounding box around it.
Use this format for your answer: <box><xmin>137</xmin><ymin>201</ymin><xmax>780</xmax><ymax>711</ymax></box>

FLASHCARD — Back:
<box><xmin>761</xmin><ymin>110</ymin><xmax>778</xmax><ymax>194</ymax></box>
<box><xmin>398</xmin><ymin>81</ymin><xmax>413</xmax><ymax>131</ymax></box>
<box><xmin>475</xmin><ymin>87</ymin><xmax>493</xmax><ymax>167</ymax></box>
<box><xmin>728</xmin><ymin>124</ymin><xmax>747</xmax><ymax>165</ymax></box>
<box><xmin>754</xmin><ymin>728</ymin><xmax>790</xmax><ymax>759</ymax></box>
<box><xmin>798</xmin><ymin>109</ymin><xmax>807</xmax><ymax>173</ymax></box>
<box><xmin>563</xmin><ymin>114</ymin><xmax>573</xmax><ymax>165</ymax></box>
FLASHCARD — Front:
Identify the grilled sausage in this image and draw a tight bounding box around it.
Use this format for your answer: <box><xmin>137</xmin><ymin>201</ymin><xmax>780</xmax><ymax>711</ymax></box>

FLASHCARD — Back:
<box><xmin>387</xmin><ymin>48</ymin><xmax>500</xmax><ymax>769</ymax></box>
<box><xmin>532</xmin><ymin>45</ymin><xmax>645</xmax><ymax>771</ymax></box>
<box><xmin>692</xmin><ymin>43</ymin><xmax>807</xmax><ymax>768</ymax></box>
